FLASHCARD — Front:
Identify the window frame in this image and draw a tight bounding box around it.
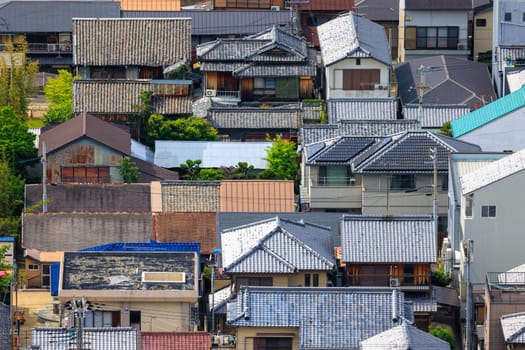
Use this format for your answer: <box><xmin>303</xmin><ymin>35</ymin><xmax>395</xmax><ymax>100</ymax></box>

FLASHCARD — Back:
<box><xmin>405</xmin><ymin>26</ymin><xmax>459</xmax><ymax>50</ymax></box>
<box><xmin>481</xmin><ymin>205</ymin><xmax>496</xmax><ymax>218</ymax></box>
<box><xmin>465</xmin><ymin>195</ymin><xmax>473</xmax><ymax>218</ymax></box>
<box><xmin>390</xmin><ymin>174</ymin><xmax>415</xmax><ymax>191</ymax></box>
<box><xmin>475</xmin><ymin>18</ymin><xmax>487</xmax><ymax>27</ymax></box>
<box><xmin>28</xmin><ymin>264</ymin><xmax>39</xmax><ymax>271</ymax></box>
<box><xmin>504</xmin><ymin>12</ymin><xmax>512</xmax><ymax>22</ymax></box>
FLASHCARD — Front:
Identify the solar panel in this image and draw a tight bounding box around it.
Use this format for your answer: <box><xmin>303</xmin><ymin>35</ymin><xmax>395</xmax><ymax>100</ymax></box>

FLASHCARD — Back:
<box><xmin>316</xmin><ymin>138</ymin><xmax>374</xmax><ymax>162</ymax></box>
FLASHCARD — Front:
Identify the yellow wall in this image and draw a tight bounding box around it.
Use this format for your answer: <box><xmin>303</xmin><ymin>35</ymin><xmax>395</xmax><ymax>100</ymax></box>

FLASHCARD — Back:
<box><xmin>236</xmin><ymin>327</ymin><xmax>299</xmax><ymax>350</ymax></box>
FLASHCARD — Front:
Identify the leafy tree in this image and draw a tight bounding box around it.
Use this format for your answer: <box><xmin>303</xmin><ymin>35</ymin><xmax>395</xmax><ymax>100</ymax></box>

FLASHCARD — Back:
<box><xmin>429</xmin><ymin>324</ymin><xmax>455</xmax><ymax>349</ymax></box>
<box><xmin>197</xmin><ymin>168</ymin><xmax>224</xmax><ymax>180</ymax></box>
<box><xmin>43</xmin><ymin>70</ymin><xmax>77</xmax><ymax>125</ymax></box>
<box><xmin>119</xmin><ymin>157</ymin><xmax>140</xmax><ymax>183</ymax></box>
<box><xmin>258</xmin><ymin>135</ymin><xmax>299</xmax><ymax>180</ymax></box>
<box><xmin>0</xmin><ymin>158</ymin><xmax>24</xmax><ymax>236</ymax></box>
<box><xmin>180</xmin><ymin>159</ymin><xmax>202</xmax><ymax>180</ymax></box>
<box><xmin>438</xmin><ymin>121</ymin><xmax>453</xmax><ymax>137</ymax></box>
<box><xmin>165</xmin><ymin>63</ymin><xmax>189</xmax><ymax>80</ymax></box>
<box><xmin>145</xmin><ymin>114</ymin><xmax>218</xmax><ymax>147</ymax></box>
<box><xmin>431</xmin><ymin>263</ymin><xmax>453</xmax><ymax>287</ymax></box>
<box><xmin>221</xmin><ymin>162</ymin><xmax>256</xmax><ymax>179</ymax></box>
<box><xmin>0</xmin><ymin>106</ymin><xmax>37</xmax><ymax>169</ymax></box>
<box><xmin>0</xmin><ymin>38</ymin><xmax>39</xmax><ymax>120</ymax></box>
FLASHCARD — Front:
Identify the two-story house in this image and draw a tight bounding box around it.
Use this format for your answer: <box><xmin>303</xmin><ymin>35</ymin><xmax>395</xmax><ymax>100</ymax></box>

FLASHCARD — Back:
<box><xmin>398</xmin><ymin>0</ymin><xmax>472</xmax><ymax>62</ymax></box>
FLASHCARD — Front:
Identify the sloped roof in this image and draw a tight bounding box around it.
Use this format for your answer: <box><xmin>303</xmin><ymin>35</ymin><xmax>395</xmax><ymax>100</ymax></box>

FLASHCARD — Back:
<box><xmin>460</xmin><ymin>148</ymin><xmax>525</xmax><ymax>195</ymax></box>
<box><xmin>360</xmin><ymin>322</ymin><xmax>450</xmax><ymax>349</ymax></box>
<box><xmin>207</xmin><ymin>106</ymin><xmax>301</xmax><ymax>129</ymax></box>
<box><xmin>403</xmin><ymin>104</ymin><xmax>470</xmax><ymax>128</ymax></box>
<box><xmin>305</xmin><ymin>136</ymin><xmax>385</xmax><ymax>165</ymax></box>
<box><xmin>452</xmin><ymin>86</ymin><xmax>525</xmax><ymax>137</ymax></box>
<box><xmin>32</xmin><ymin>327</ymin><xmax>137</xmax><ymax>350</ymax></box>
<box><xmin>405</xmin><ymin>0</ymin><xmax>472</xmax><ymax>10</ymax></box>
<box><xmin>80</xmin><ymin>241</ymin><xmax>200</xmax><ymax>253</ymax></box>
<box><xmin>221</xmin><ymin>217</ymin><xmax>335</xmax><ymax>274</ymax></box>
<box><xmin>73</xmin><ymin>80</ymin><xmax>192</xmax><ymax>115</ymax></box>
<box><xmin>328</xmin><ymin>98</ymin><xmax>398</xmax><ymax>123</ymax></box>
<box><xmin>341</xmin><ymin>215</ymin><xmax>436</xmax><ymax>263</ymax></box>
<box><xmin>73</xmin><ymin>18</ymin><xmax>191</xmax><ymax>66</ymax></box>
<box><xmin>395</xmin><ymin>56</ymin><xmax>496</xmax><ymax>110</ymax></box>
<box><xmin>317</xmin><ymin>11</ymin><xmax>391</xmax><ymax>67</ymax></box>
<box><xmin>38</xmin><ymin>113</ymin><xmax>130</xmax><ymax>156</ymax></box>
<box><xmin>356</xmin><ymin>0</ymin><xmax>399</xmax><ymax>21</ymax></box>
<box><xmin>142</xmin><ymin>331</ymin><xmax>210</xmax><ymax>350</ymax></box>
<box><xmin>227</xmin><ymin>286</ymin><xmax>412</xmax><ymax>349</ymax></box>
<box><xmin>501</xmin><ymin>312</ymin><xmax>525</xmax><ymax>344</ymax></box>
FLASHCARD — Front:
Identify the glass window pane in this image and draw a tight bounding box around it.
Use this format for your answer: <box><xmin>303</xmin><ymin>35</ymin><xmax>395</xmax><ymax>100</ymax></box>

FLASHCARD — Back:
<box><xmin>416</xmin><ymin>27</ymin><xmax>426</xmax><ymax>37</ymax></box>
<box><xmin>438</xmin><ymin>37</ymin><xmax>448</xmax><ymax>48</ymax></box>
<box><xmin>438</xmin><ymin>27</ymin><xmax>448</xmax><ymax>37</ymax></box>
<box><xmin>427</xmin><ymin>27</ymin><xmax>437</xmax><ymax>37</ymax></box>
<box><xmin>448</xmin><ymin>27</ymin><xmax>459</xmax><ymax>37</ymax></box>
<box><xmin>427</xmin><ymin>37</ymin><xmax>436</xmax><ymax>48</ymax></box>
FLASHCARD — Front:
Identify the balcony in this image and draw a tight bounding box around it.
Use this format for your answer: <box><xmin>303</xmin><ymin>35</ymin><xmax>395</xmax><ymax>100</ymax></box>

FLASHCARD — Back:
<box><xmin>5</xmin><ymin>43</ymin><xmax>73</xmax><ymax>54</ymax></box>
<box><xmin>347</xmin><ymin>273</ymin><xmax>431</xmax><ymax>288</ymax></box>
<box><xmin>310</xmin><ymin>178</ymin><xmax>362</xmax><ymax>209</ymax></box>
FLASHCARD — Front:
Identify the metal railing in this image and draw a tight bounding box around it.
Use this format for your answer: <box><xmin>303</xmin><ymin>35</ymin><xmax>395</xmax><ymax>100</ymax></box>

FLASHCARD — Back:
<box><xmin>215</xmin><ymin>90</ymin><xmax>241</xmax><ymax>99</ymax></box>
<box><xmin>0</xmin><ymin>43</ymin><xmax>72</xmax><ymax>53</ymax></box>
<box><xmin>487</xmin><ymin>272</ymin><xmax>525</xmax><ymax>291</ymax></box>
<box><xmin>346</xmin><ymin>273</ymin><xmax>431</xmax><ymax>287</ymax></box>
<box><xmin>316</xmin><ymin>177</ymin><xmax>356</xmax><ymax>186</ymax></box>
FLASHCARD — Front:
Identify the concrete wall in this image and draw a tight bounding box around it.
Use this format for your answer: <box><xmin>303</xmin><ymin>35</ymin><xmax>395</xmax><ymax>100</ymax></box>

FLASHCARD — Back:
<box><xmin>473</xmin><ymin>8</ymin><xmax>493</xmax><ymax>60</ymax></box>
<box><xmin>235</xmin><ymin>326</ymin><xmax>300</xmax><ymax>350</ymax></box>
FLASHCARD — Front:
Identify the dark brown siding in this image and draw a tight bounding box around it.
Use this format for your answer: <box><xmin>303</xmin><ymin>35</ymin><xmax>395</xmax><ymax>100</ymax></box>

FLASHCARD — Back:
<box><xmin>241</xmin><ymin>77</ymin><xmax>254</xmax><ymax>100</ymax></box>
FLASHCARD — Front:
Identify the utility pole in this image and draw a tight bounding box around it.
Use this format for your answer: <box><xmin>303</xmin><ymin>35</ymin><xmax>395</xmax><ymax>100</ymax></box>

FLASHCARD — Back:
<box><xmin>465</xmin><ymin>239</ymin><xmax>473</xmax><ymax>350</ymax></box>
<box><xmin>210</xmin><ymin>249</ymin><xmax>221</xmax><ymax>335</ymax></box>
<box><xmin>430</xmin><ymin>147</ymin><xmax>438</xmax><ymax>246</ymax></box>
<box><xmin>42</xmin><ymin>142</ymin><xmax>47</xmax><ymax>213</ymax></box>
<box><xmin>410</xmin><ymin>65</ymin><xmax>431</xmax><ymax>122</ymax></box>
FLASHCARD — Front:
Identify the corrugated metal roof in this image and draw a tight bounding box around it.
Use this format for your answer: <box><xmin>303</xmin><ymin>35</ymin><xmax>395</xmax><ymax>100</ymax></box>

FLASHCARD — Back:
<box><xmin>154</xmin><ymin>141</ymin><xmax>270</xmax><ymax>169</ymax></box>
<box><xmin>328</xmin><ymin>98</ymin><xmax>398</xmax><ymax>123</ymax></box>
<box><xmin>452</xmin><ymin>86</ymin><xmax>525</xmax><ymax>137</ymax></box>
<box><xmin>360</xmin><ymin>322</ymin><xmax>450</xmax><ymax>349</ymax></box>
<box><xmin>228</xmin><ymin>286</ymin><xmax>412</xmax><ymax>349</ymax></box>
<box><xmin>73</xmin><ymin>18</ymin><xmax>191</xmax><ymax>66</ymax></box>
<box><xmin>341</xmin><ymin>215</ymin><xmax>436</xmax><ymax>263</ymax></box>
<box><xmin>501</xmin><ymin>312</ymin><xmax>525</xmax><ymax>344</ymax></box>
<box><xmin>142</xmin><ymin>331</ymin><xmax>210</xmax><ymax>350</ymax></box>
<box><xmin>318</xmin><ymin>11</ymin><xmax>391</xmax><ymax>67</ymax></box>
<box><xmin>121</xmin><ymin>10</ymin><xmax>291</xmax><ymax>35</ymax></box>
<box><xmin>220</xmin><ymin>180</ymin><xmax>295</xmax><ymax>212</ymax></box>
<box><xmin>403</xmin><ymin>104</ymin><xmax>470</xmax><ymax>128</ymax></box>
<box><xmin>460</xmin><ymin>148</ymin><xmax>525</xmax><ymax>195</ymax></box>
<box><xmin>32</xmin><ymin>327</ymin><xmax>137</xmax><ymax>350</ymax></box>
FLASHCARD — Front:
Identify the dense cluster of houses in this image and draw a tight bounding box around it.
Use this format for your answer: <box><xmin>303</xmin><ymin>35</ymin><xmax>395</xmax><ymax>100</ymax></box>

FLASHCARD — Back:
<box><xmin>2</xmin><ymin>0</ymin><xmax>525</xmax><ymax>349</ymax></box>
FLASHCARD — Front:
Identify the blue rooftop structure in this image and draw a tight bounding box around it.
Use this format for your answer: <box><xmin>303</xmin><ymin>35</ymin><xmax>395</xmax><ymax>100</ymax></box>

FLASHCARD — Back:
<box><xmin>0</xmin><ymin>237</ymin><xmax>15</xmax><ymax>243</ymax></box>
<box><xmin>452</xmin><ymin>86</ymin><xmax>525</xmax><ymax>137</ymax></box>
<box><xmin>80</xmin><ymin>241</ymin><xmax>200</xmax><ymax>253</ymax></box>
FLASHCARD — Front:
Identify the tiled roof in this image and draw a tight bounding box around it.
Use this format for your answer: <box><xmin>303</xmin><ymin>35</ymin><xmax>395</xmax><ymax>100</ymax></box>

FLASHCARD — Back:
<box><xmin>209</xmin><ymin>286</ymin><xmax>233</xmax><ymax>312</ymax></box>
<box><xmin>154</xmin><ymin>141</ymin><xmax>271</xmax><ymax>169</ymax></box>
<box><xmin>207</xmin><ymin>106</ymin><xmax>301</xmax><ymax>129</ymax></box>
<box><xmin>220</xmin><ymin>180</ymin><xmax>295</xmax><ymax>212</ymax></box>
<box><xmin>452</xmin><ymin>86</ymin><xmax>525</xmax><ymax>137</ymax></box>
<box><xmin>501</xmin><ymin>312</ymin><xmax>525</xmax><ymax>344</ymax></box>
<box><xmin>356</xmin><ymin>0</ymin><xmax>398</xmax><ymax>21</ymax></box>
<box><xmin>142</xmin><ymin>331</ymin><xmax>210</xmax><ymax>350</ymax></box>
<box><xmin>405</xmin><ymin>0</ymin><xmax>472</xmax><ymax>9</ymax></box>
<box><xmin>460</xmin><ymin>148</ymin><xmax>525</xmax><ymax>195</ymax></box>
<box><xmin>405</xmin><ymin>291</ymin><xmax>437</xmax><ymax>313</ymax></box>
<box><xmin>300</xmin><ymin>120</ymin><xmax>421</xmax><ymax>145</ymax></box>
<box><xmin>328</xmin><ymin>98</ymin><xmax>398</xmax><ymax>123</ymax></box>
<box><xmin>121</xmin><ymin>10</ymin><xmax>291</xmax><ymax>36</ymax></box>
<box><xmin>81</xmin><ymin>241</ymin><xmax>200</xmax><ymax>253</ymax></box>
<box><xmin>306</xmin><ymin>136</ymin><xmax>384</xmax><ymax>165</ymax></box>
<box><xmin>221</xmin><ymin>217</ymin><xmax>335</xmax><ymax>274</ymax></box>
<box><xmin>39</xmin><ymin>113</ymin><xmax>130</xmax><ymax>156</ymax></box>
<box><xmin>403</xmin><ymin>104</ymin><xmax>470</xmax><ymax>128</ymax></box>
<box><xmin>317</xmin><ymin>12</ymin><xmax>391</xmax><ymax>67</ymax></box>
<box><xmin>73</xmin><ymin>18</ymin><xmax>191</xmax><ymax>66</ymax></box>
<box><xmin>354</xmin><ymin>131</ymin><xmax>481</xmax><ymax>174</ymax></box>
<box><xmin>341</xmin><ymin>215</ymin><xmax>436</xmax><ymax>263</ymax></box>
<box><xmin>32</xmin><ymin>327</ymin><xmax>137</xmax><ymax>350</ymax></box>
<box><xmin>73</xmin><ymin>80</ymin><xmax>192</xmax><ymax>115</ymax></box>
<box><xmin>161</xmin><ymin>181</ymin><xmax>221</xmax><ymax>212</ymax></box>
<box><xmin>360</xmin><ymin>322</ymin><xmax>450</xmax><ymax>349</ymax></box>
<box><xmin>395</xmin><ymin>55</ymin><xmax>497</xmax><ymax>110</ymax></box>
<box><xmin>227</xmin><ymin>286</ymin><xmax>412</xmax><ymax>349</ymax></box>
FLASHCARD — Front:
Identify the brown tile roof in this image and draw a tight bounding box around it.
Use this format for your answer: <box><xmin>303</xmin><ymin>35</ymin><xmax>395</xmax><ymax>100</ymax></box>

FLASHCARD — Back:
<box><xmin>161</xmin><ymin>181</ymin><xmax>221</xmax><ymax>212</ymax></box>
<box><xmin>220</xmin><ymin>180</ymin><xmax>295</xmax><ymax>212</ymax></box>
<box><xmin>73</xmin><ymin>80</ymin><xmax>192</xmax><ymax>115</ymax></box>
<box><xmin>152</xmin><ymin>212</ymin><xmax>217</xmax><ymax>255</ymax></box>
<box><xmin>141</xmin><ymin>332</ymin><xmax>210</xmax><ymax>350</ymax></box>
<box><xmin>22</xmin><ymin>212</ymin><xmax>152</xmax><ymax>251</ymax></box>
<box><xmin>73</xmin><ymin>18</ymin><xmax>191</xmax><ymax>66</ymax></box>
<box><xmin>39</xmin><ymin>113</ymin><xmax>130</xmax><ymax>156</ymax></box>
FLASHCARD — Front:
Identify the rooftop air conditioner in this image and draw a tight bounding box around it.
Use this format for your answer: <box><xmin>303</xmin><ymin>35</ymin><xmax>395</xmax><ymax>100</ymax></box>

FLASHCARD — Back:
<box><xmin>47</xmin><ymin>44</ymin><xmax>58</xmax><ymax>52</ymax></box>
<box><xmin>389</xmin><ymin>277</ymin><xmax>400</xmax><ymax>287</ymax></box>
<box><xmin>205</xmin><ymin>89</ymin><xmax>217</xmax><ymax>97</ymax></box>
<box><xmin>271</xmin><ymin>5</ymin><xmax>280</xmax><ymax>10</ymax></box>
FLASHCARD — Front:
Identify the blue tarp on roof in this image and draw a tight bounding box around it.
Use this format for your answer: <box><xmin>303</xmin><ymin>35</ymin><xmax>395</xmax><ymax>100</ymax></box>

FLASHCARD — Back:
<box><xmin>80</xmin><ymin>241</ymin><xmax>200</xmax><ymax>253</ymax></box>
<box><xmin>0</xmin><ymin>237</ymin><xmax>14</xmax><ymax>242</ymax></box>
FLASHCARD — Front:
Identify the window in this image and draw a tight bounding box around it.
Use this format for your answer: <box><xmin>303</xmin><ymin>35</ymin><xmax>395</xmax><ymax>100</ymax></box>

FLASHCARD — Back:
<box><xmin>341</xmin><ymin>69</ymin><xmax>380</xmax><ymax>90</ymax></box>
<box><xmin>318</xmin><ymin>166</ymin><xmax>352</xmax><ymax>185</ymax></box>
<box><xmin>481</xmin><ymin>205</ymin><xmax>496</xmax><ymax>218</ymax></box>
<box><xmin>403</xmin><ymin>264</ymin><xmax>414</xmax><ymax>284</ymax></box>
<box><xmin>61</xmin><ymin>166</ymin><xmax>110</xmax><ymax>183</ymax></box>
<box><xmin>476</xmin><ymin>18</ymin><xmax>487</xmax><ymax>27</ymax></box>
<box><xmin>254</xmin><ymin>77</ymin><xmax>298</xmax><ymax>99</ymax></box>
<box><xmin>406</xmin><ymin>26</ymin><xmax>459</xmax><ymax>50</ymax></box>
<box><xmin>505</xmin><ymin>12</ymin><xmax>512</xmax><ymax>21</ymax></box>
<box><xmin>236</xmin><ymin>277</ymin><xmax>273</xmax><ymax>287</ymax></box>
<box><xmin>442</xmin><ymin>174</ymin><xmax>449</xmax><ymax>191</ymax></box>
<box><xmin>253</xmin><ymin>337</ymin><xmax>293</xmax><ymax>350</ymax></box>
<box><xmin>465</xmin><ymin>195</ymin><xmax>473</xmax><ymax>218</ymax></box>
<box><xmin>130</xmin><ymin>311</ymin><xmax>141</xmax><ymax>330</ymax></box>
<box><xmin>254</xmin><ymin>77</ymin><xmax>275</xmax><ymax>95</ymax></box>
<box><xmin>313</xmin><ymin>274</ymin><xmax>319</xmax><ymax>287</ymax></box>
<box><xmin>523</xmin><ymin>12</ymin><xmax>525</xmax><ymax>22</ymax></box>
<box><xmin>28</xmin><ymin>264</ymin><xmax>39</xmax><ymax>271</ymax></box>
<box><xmin>84</xmin><ymin>311</ymin><xmax>120</xmax><ymax>327</ymax></box>
<box><xmin>42</xmin><ymin>264</ymin><xmax>50</xmax><ymax>287</ymax></box>
<box><xmin>356</xmin><ymin>58</ymin><xmax>361</xmax><ymax>65</ymax></box>
<box><xmin>304</xmin><ymin>274</ymin><xmax>311</xmax><ymax>286</ymax></box>
<box><xmin>390</xmin><ymin>175</ymin><xmax>415</xmax><ymax>191</ymax></box>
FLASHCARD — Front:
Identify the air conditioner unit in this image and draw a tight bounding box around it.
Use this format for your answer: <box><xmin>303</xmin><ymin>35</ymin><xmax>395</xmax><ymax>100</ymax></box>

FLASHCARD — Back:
<box><xmin>374</xmin><ymin>83</ymin><xmax>387</xmax><ymax>90</ymax></box>
<box><xmin>47</xmin><ymin>44</ymin><xmax>58</xmax><ymax>52</ymax></box>
<box><xmin>205</xmin><ymin>89</ymin><xmax>217</xmax><ymax>97</ymax></box>
<box><xmin>271</xmin><ymin>5</ymin><xmax>280</xmax><ymax>10</ymax></box>
<box><xmin>389</xmin><ymin>277</ymin><xmax>400</xmax><ymax>287</ymax></box>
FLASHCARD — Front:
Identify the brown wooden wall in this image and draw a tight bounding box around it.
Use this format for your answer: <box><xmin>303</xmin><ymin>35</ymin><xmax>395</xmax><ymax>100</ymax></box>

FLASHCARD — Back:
<box><xmin>346</xmin><ymin>263</ymin><xmax>430</xmax><ymax>286</ymax></box>
<box><xmin>205</xmin><ymin>72</ymin><xmax>238</xmax><ymax>91</ymax></box>
<box><xmin>299</xmin><ymin>77</ymin><xmax>314</xmax><ymax>99</ymax></box>
<box><xmin>241</xmin><ymin>77</ymin><xmax>254</xmax><ymax>100</ymax></box>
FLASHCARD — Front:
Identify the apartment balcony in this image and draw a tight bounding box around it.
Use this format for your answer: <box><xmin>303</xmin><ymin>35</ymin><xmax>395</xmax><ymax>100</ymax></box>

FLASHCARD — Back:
<box><xmin>347</xmin><ymin>273</ymin><xmax>431</xmax><ymax>288</ymax></box>
<box><xmin>309</xmin><ymin>178</ymin><xmax>362</xmax><ymax>209</ymax></box>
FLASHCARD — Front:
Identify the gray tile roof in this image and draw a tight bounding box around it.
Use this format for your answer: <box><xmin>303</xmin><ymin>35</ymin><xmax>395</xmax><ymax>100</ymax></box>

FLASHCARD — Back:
<box><xmin>317</xmin><ymin>11</ymin><xmax>391</xmax><ymax>67</ymax></box>
<box><xmin>0</xmin><ymin>1</ymin><xmax>120</xmax><ymax>33</ymax></box>
<box><xmin>341</xmin><ymin>215</ymin><xmax>436</xmax><ymax>263</ymax></box>
<box><xmin>328</xmin><ymin>98</ymin><xmax>398</xmax><ymax>123</ymax></box>
<box><xmin>300</xmin><ymin>120</ymin><xmax>421</xmax><ymax>145</ymax></box>
<box><xmin>395</xmin><ymin>55</ymin><xmax>497</xmax><ymax>110</ymax></box>
<box><xmin>405</xmin><ymin>0</ymin><xmax>472</xmax><ymax>10</ymax></box>
<box><xmin>207</xmin><ymin>105</ymin><xmax>301</xmax><ymax>129</ymax></box>
<box><xmin>221</xmin><ymin>217</ymin><xmax>335</xmax><ymax>274</ymax></box>
<box><xmin>356</xmin><ymin>0</ymin><xmax>399</xmax><ymax>21</ymax></box>
<box><xmin>460</xmin><ymin>148</ymin><xmax>525</xmax><ymax>195</ymax></box>
<box><xmin>360</xmin><ymin>322</ymin><xmax>450</xmax><ymax>349</ymax></box>
<box><xmin>501</xmin><ymin>312</ymin><xmax>525</xmax><ymax>344</ymax></box>
<box><xmin>121</xmin><ymin>10</ymin><xmax>290</xmax><ymax>36</ymax></box>
<box><xmin>227</xmin><ymin>286</ymin><xmax>412</xmax><ymax>349</ymax></box>
<box><xmin>32</xmin><ymin>327</ymin><xmax>137</xmax><ymax>350</ymax></box>
<box><xmin>405</xmin><ymin>291</ymin><xmax>437</xmax><ymax>313</ymax></box>
<box><xmin>73</xmin><ymin>18</ymin><xmax>191</xmax><ymax>66</ymax></box>
<box><xmin>403</xmin><ymin>104</ymin><xmax>470</xmax><ymax>128</ymax></box>
<box><xmin>73</xmin><ymin>80</ymin><xmax>192</xmax><ymax>115</ymax></box>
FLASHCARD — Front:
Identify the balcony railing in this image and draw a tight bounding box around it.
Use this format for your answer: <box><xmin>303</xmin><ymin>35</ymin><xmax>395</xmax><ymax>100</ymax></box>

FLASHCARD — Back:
<box><xmin>347</xmin><ymin>273</ymin><xmax>431</xmax><ymax>287</ymax></box>
<box><xmin>62</xmin><ymin>176</ymin><xmax>110</xmax><ymax>184</ymax></box>
<box><xmin>0</xmin><ymin>43</ymin><xmax>72</xmax><ymax>54</ymax></box>
<box><xmin>317</xmin><ymin>176</ymin><xmax>357</xmax><ymax>186</ymax></box>
<box><xmin>487</xmin><ymin>272</ymin><xmax>525</xmax><ymax>291</ymax></box>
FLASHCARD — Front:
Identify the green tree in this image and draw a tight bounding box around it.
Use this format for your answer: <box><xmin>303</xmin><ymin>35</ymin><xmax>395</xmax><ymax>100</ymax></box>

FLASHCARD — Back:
<box><xmin>179</xmin><ymin>159</ymin><xmax>202</xmax><ymax>180</ymax></box>
<box><xmin>0</xmin><ymin>106</ymin><xmax>37</xmax><ymax>169</ymax></box>
<box><xmin>439</xmin><ymin>121</ymin><xmax>453</xmax><ymax>137</ymax></box>
<box><xmin>145</xmin><ymin>114</ymin><xmax>218</xmax><ymax>147</ymax></box>
<box><xmin>429</xmin><ymin>324</ymin><xmax>455</xmax><ymax>349</ymax></box>
<box><xmin>197</xmin><ymin>168</ymin><xmax>224</xmax><ymax>180</ymax></box>
<box><xmin>0</xmin><ymin>39</ymin><xmax>39</xmax><ymax>120</ymax></box>
<box><xmin>258</xmin><ymin>135</ymin><xmax>299</xmax><ymax>180</ymax></box>
<box><xmin>43</xmin><ymin>70</ymin><xmax>77</xmax><ymax>125</ymax></box>
<box><xmin>0</xmin><ymin>158</ymin><xmax>24</xmax><ymax>236</ymax></box>
<box><xmin>119</xmin><ymin>157</ymin><xmax>140</xmax><ymax>183</ymax></box>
